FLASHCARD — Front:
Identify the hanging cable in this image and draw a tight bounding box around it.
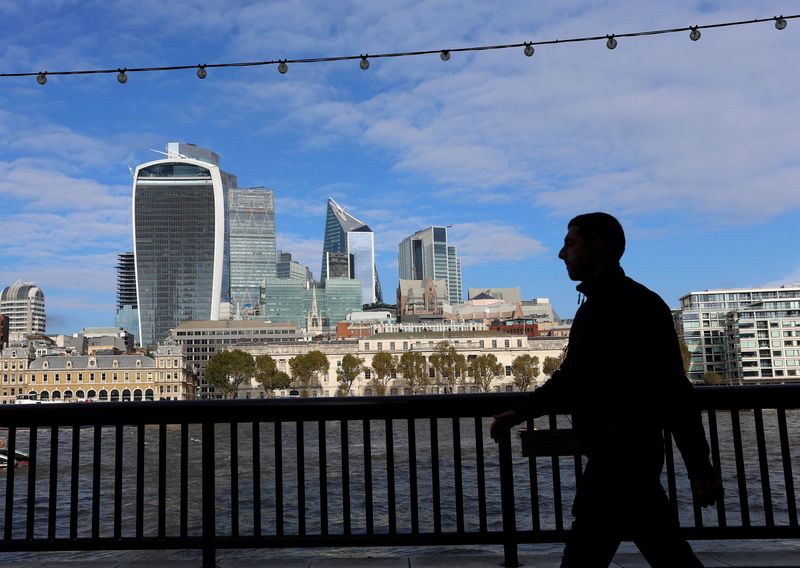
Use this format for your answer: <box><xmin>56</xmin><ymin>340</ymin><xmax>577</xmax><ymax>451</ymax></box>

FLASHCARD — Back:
<box><xmin>5</xmin><ymin>13</ymin><xmax>796</xmax><ymax>83</ymax></box>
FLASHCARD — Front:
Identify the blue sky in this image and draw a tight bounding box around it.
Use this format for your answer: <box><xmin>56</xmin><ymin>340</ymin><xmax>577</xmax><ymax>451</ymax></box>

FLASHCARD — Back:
<box><xmin>1</xmin><ymin>1</ymin><xmax>799</xmax><ymax>334</ymax></box>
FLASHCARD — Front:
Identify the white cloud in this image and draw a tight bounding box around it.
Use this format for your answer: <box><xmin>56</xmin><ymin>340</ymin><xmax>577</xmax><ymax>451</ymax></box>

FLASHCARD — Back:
<box><xmin>450</xmin><ymin>222</ymin><xmax>547</xmax><ymax>266</ymax></box>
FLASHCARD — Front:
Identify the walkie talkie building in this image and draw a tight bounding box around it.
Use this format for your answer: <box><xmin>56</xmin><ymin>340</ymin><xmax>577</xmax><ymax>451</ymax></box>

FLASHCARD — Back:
<box><xmin>133</xmin><ymin>154</ymin><xmax>227</xmax><ymax>347</ymax></box>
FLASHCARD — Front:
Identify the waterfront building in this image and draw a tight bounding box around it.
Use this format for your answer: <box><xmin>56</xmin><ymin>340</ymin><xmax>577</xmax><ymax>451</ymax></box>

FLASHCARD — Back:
<box><xmin>397</xmin><ymin>277</ymin><xmax>449</xmax><ymax>317</ymax></box>
<box><xmin>229</xmin><ymin>187</ymin><xmax>277</xmax><ymax>313</ymax></box>
<box><xmin>676</xmin><ymin>284</ymin><xmax>800</xmax><ymax>383</ymax></box>
<box><xmin>114</xmin><ymin>252</ymin><xmax>139</xmax><ymax>344</ymax></box>
<box><xmin>0</xmin><ymin>280</ymin><xmax>46</xmax><ymax>343</ymax></box>
<box><xmin>241</xmin><ymin>331</ymin><xmax>568</xmax><ymax>397</ymax></box>
<box><xmin>133</xmin><ymin>143</ymin><xmax>235</xmax><ymax>347</ymax></box>
<box><xmin>337</xmin><ymin>313</ymin><xmax>488</xmax><ymax>339</ymax></box>
<box><xmin>0</xmin><ymin>344</ymin><xmax>34</xmax><ymax>404</ymax></box>
<box><xmin>168</xmin><ymin>319</ymin><xmax>303</xmax><ymax>399</ymax></box>
<box><xmin>321</xmin><ymin>197</ymin><xmax>382</xmax><ymax>305</ymax></box>
<box><xmin>22</xmin><ymin>341</ymin><xmax>196</xmax><ymax>402</ymax></box>
<box><xmin>399</xmin><ymin>226</ymin><xmax>462</xmax><ymax>304</ymax></box>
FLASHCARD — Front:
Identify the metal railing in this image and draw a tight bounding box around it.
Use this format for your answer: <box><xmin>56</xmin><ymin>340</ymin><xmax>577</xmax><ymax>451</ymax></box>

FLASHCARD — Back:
<box><xmin>0</xmin><ymin>385</ymin><xmax>798</xmax><ymax>567</ymax></box>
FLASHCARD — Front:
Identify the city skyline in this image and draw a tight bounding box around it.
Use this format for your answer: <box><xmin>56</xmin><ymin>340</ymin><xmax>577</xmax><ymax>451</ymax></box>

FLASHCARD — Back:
<box><xmin>1</xmin><ymin>1</ymin><xmax>799</xmax><ymax>335</ymax></box>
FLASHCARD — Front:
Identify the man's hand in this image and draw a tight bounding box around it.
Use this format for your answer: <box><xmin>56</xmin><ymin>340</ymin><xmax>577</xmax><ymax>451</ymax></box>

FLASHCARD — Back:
<box><xmin>490</xmin><ymin>410</ymin><xmax>520</xmax><ymax>444</ymax></box>
<box><xmin>691</xmin><ymin>474</ymin><xmax>724</xmax><ymax>507</ymax></box>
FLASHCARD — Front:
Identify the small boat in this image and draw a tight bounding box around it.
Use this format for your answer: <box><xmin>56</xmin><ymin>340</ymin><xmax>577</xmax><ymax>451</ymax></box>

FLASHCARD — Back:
<box><xmin>0</xmin><ymin>439</ymin><xmax>29</xmax><ymax>468</ymax></box>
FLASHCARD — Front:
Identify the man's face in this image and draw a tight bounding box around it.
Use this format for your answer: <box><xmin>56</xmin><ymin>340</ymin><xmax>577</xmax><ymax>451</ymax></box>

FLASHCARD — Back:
<box><xmin>558</xmin><ymin>226</ymin><xmax>594</xmax><ymax>281</ymax></box>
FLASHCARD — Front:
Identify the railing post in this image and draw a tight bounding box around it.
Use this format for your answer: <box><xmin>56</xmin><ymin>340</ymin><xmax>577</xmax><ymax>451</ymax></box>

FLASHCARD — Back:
<box><xmin>499</xmin><ymin>436</ymin><xmax>520</xmax><ymax>567</ymax></box>
<box><xmin>202</xmin><ymin>420</ymin><xmax>216</xmax><ymax>568</ymax></box>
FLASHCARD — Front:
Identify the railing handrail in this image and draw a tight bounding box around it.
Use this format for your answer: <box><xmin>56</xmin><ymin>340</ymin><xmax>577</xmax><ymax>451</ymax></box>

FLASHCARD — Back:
<box><xmin>3</xmin><ymin>383</ymin><xmax>799</xmax><ymax>426</ymax></box>
<box><xmin>1</xmin><ymin>385</ymin><xmax>798</xmax><ymax>568</ymax></box>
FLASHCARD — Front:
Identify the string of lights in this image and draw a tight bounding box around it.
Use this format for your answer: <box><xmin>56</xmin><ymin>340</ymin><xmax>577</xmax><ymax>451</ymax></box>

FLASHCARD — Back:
<box><xmin>5</xmin><ymin>14</ymin><xmax>796</xmax><ymax>85</ymax></box>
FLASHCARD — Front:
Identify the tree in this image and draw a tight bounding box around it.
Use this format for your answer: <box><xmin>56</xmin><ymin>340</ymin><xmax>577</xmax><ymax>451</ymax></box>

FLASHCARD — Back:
<box><xmin>397</xmin><ymin>351</ymin><xmax>429</xmax><ymax>394</ymax></box>
<box><xmin>204</xmin><ymin>349</ymin><xmax>255</xmax><ymax>399</ymax></box>
<box><xmin>429</xmin><ymin>341</ymin><xmax>467</xmax><ymax>393</ymax></box>
<box><xmin>471</xmin><ymin>354</ymin><xmax>503</xmax><ymax>393</ymax></box>
<box><xmin>704</xmin><ymin>371</ymin><xmax>724</xmax><ymax>385</ymax></box>
<box><xmin>511</xmin><ymin>354</ymin><xmax>540</xmax><ymax>392</ymax></box>
<box><xmin>288</xmin><ymin>350</ymin><xmax>330</xmax><ymax>397</ymax></box>
<box><xmin>370</xmin><ymin>351</ymin><xmax>397</xmax><ymax>396</ymax></box>
<box><xmin>254</xmin><ymin>354</ymin><xmax>291</xmax><ymax>395</ymax></box>
<box><xmin>542</xmin><ymin>356</ymin><xmax>561</xmax><ymax>377</ymax></box>
<box><xmin>678</xmin><ymin>338</ymin><xmax>692</xmax><ymax>375</ymax></box>
<box><xmin>337</xmin><ymin>353</ymin><xmax>365</xmax><ymax>396</ymax></box>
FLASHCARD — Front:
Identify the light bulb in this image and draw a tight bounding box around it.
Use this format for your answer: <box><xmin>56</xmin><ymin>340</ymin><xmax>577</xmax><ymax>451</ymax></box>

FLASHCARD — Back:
<box><xmin>117</xmin><ymin>69</ymin><xmax>128</xmax><ymax>84</ymax></box>
<box><xmin>36</xmin><ymin>72</ymin><xmax>47</xmax><ymax>85</ymax></box>
<box><xmin>440</xmin><ymin>50</ymin><xmax>450</xmax><ymax>61</ymax></box>
<box><xmin>360</xmin><ymin>55</ymin><xmax>369</xmax><ymax>70</ymax></box>
<box><xmin>278</xmin><ymin>60</ymin><xmax>288</xmax><ymax>74</ymax></box>
<box><xmin>197</xmin><ymin>65</ymin><xmax>207</xmax><ymax>79</ymax></box>
<box><xmin>775</xmin><ymin>16</ymin><xmax>787</xmax><ymax>30</ymax></box>
<box><xmin>606</xmin><ymin>35</ymin><xmax>617</xmax><ymax>49</ymax></box>
<box><xmin>690</xmin><ymin>26</ymin><xmax>701</xmax><ymax>41</ymax></box>
<box><xmin>523</xmin><ymin>43</ymin><xmax>534</xmax><ymax>57</ymax></box>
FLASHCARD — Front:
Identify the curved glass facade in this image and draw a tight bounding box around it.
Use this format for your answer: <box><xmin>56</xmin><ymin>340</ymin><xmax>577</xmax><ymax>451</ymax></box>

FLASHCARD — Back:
<box><xmin>134</xmin><ymin>160</ymin><xmax>224</xmax><ymax>347</ymax></box>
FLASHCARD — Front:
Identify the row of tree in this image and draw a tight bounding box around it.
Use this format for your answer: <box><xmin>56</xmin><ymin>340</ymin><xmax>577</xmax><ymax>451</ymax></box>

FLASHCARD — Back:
<box><xmin>205</xmin><ymin>341</ymin><xmax>566</xmax><ymax>398</ymax></box>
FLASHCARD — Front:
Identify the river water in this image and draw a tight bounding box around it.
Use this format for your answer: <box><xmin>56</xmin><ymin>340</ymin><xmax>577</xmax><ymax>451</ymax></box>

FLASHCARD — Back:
<box><xmin>0</xmin><ymin>409</ymin><xmax>798</xmax><ymax>563</ymax></box>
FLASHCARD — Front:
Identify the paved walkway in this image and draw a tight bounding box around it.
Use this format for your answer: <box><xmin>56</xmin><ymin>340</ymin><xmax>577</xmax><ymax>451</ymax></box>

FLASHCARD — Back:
<box><xmin>2</xmin><ymin>550</ymin><xmax>799</xmax><ymax>567</ymax></box>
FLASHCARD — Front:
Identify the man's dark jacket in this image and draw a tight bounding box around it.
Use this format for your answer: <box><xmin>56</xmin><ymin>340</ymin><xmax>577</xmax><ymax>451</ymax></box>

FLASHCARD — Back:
<box><xmin>516</xmin><ymin>266</ymin><xmax>714</xmax><ymax>481</ymax></box>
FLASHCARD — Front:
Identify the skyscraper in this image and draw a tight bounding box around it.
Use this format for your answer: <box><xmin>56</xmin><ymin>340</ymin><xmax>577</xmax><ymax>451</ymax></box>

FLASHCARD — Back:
<box><xmin>133</xmin><ymin>143</ymin><xmax>235</xmax><ymax>347</ymax></box>
<box><xmin>228</xmin><ymin>187</ymin><xmax>276</xmax><ymax>311</ymax></box>
<box><xmin>114</xmin><ymin>252</ymin><xmax>138</xmax><ymax>343</ymax></box>
<box><xmin>320</xmin><ymin>197</ymin><xmax>382</xmax><ymax>305</ymax></box>
<box><xmin>0</xmin><ymin>280</ymin><xmax>46</xmax><ymax>342</ymax></box>
<box><xmin>398</xmin><ymin>226</ymin><xmax>462</xmax><ymax>304</ymax></box>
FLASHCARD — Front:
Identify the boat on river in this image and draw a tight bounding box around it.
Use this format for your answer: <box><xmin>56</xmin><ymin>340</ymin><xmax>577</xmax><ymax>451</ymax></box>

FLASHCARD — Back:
<box><xmin>0</xmin><ymin>437</ymin><xmax>29</xmax><ymax>469</ymax></box>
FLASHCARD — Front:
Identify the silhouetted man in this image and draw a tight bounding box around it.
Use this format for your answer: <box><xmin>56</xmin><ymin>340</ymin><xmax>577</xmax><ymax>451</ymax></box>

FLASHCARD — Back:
<box><xmin>491</xmin><ymin>212</ymin><xmax>723</xmax><ymax>567</ymax></box>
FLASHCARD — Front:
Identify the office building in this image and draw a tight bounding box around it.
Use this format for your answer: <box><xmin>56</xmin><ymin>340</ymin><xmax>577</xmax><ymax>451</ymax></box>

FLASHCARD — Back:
<box><xmin>0</xmin><ymin>280</ymin><xmax>46</xmax><ymax>343</ymax></box>
<box><xmin>0</xmin><ymin>314</ymin><xmax>9</xmax><ymax>349</ymax></box>
<box><xmin>114</xmin><ymin>252</ymin><xmax>138</xmax><ymax>344</ymax></box>
<box><xmin>261</xmin><ymin>276</ymin><xmax>362</xmax><ymax>333</ymax></box>
<box><xmin>229</xmin><ymin>187</ymin><xmax>277</xmax><ymax>312</ymax></box>
<box><xmin>168</xmin><ymin>319</ymin><xmax>303</xmax><ymax>399</ymax></box>
<box><xmin>133</xmin><ymin>143</ymin><xmax>235</xmax><ymax>347</ymax></box>
<box><xmin>676</xmin><ymin>284</ymin><xmax>800</xmax><ymax>383</ymax></box>
<box><xmin>277</xmin><ymin>251</ymin><xmax>313</xmax><ymax>283</ymax></box>
<box><xmin>398</xmin><ymin>226</ymin><xmax>462</xmax><ymax>304</ymax></box>
<box><xmin>321</xmin><ymin>198</ymin><xmax>382</xmax><ymax>305</ymax></box>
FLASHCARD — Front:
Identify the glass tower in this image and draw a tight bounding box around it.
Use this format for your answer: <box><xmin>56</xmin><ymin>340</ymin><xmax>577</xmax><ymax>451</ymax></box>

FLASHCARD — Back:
<box><xmin>398</xmin><ymin>226</ymin><xmax>462</xmax><ymax>304</ymax></box>
<box><xmin>133</xmin><ymin>154</ymin><xmax>228</xmax><ymax>347</ymax></box>
<box><xmin>229</xmin><ymin>187</ymin><xmax>276</xmax><ymax>312</ymax></box>
<box><xmin>320</xmin><ymin>198</ymin><xmax>382</xmax><ymax>305</ymax></box>
<box><xmin>114</xmin><ymin>252</ymin><xmax>138</xmax><ymax>343</ymax></box>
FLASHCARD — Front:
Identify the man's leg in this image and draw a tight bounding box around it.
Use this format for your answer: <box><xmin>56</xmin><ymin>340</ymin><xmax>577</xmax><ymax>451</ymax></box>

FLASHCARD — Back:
<box><xmin>631</xmin><ymin>484</ymin><xmax>704</xmax><ymax>568</ymax></box>
<box><xmin>561</xmin><ymin>460</ymin><xmax>621</xmax><ymax>567</ymax></box>
<box><xmin>560</xmin><ymin>517</ymin><xmax>620</xmax><ymax>568</ymax></box>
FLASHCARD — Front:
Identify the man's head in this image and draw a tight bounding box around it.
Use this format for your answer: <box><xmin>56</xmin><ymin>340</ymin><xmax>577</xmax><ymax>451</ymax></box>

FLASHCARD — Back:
<box><xmin>558</xmin><ymin>212</ymin><xmax>625</xmax><ymax>281</ymax></box>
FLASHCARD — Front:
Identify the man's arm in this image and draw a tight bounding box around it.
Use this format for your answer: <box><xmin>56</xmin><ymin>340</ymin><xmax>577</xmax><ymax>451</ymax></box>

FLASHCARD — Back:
<box><xmin>490</xmin><ymin>358</ymin><xmax>572</xmax><ymax>444</ymax></box>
